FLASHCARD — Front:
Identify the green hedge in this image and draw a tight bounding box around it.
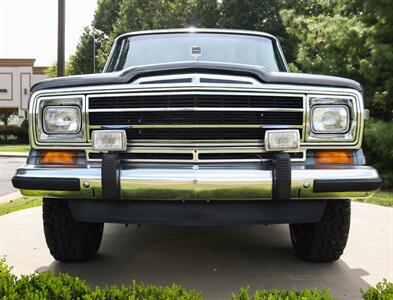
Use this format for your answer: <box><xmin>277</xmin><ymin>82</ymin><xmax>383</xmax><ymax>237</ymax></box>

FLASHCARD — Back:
<box><xmin>1</xmin><ymin>259</ymin><xmax>392</xmax><ymax>299</ymax></box>
<box><xmin>361</xmin><ymin>280</ymin><xmax>393</xmax><ymax>300</ymax></box>
<box><xmin>0</xmin><ymin>120</ymin><xmax>29</xmax><ymax>144</ymax></box>
<box><xmin>0</xmin><ymin>259</ymin><xmax>201</xmax><ymax>300</ymax></box>
<box><xmin>363</xmin><ymin>119</ymin><xmax>393</xmax><ymax>188</ymax></box>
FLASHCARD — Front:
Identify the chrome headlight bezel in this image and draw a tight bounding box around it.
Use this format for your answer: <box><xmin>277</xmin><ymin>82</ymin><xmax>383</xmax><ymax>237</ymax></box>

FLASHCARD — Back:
<box><xmin>35</xmin><ymin>96</ymin><xmax>86</xmax><ymax>143</ymax></box>
<box><xmin>306</xmin><ymin>96</ymin><xmax>358</xmax><ymax>143</ymax></box>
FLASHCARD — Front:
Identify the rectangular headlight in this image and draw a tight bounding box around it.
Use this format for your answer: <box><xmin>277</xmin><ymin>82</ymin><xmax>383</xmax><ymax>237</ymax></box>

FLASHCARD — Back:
<box><xmin>43</xmin><ymin>106</ymin><xmax>81</xmax><ymax>134</ymax></box>
<box><xmin>265</xmin><ymin>130</ymin><xmax>300</xmax><ymax>151</ymax></box>
<box><xmin>311</xmin><ymin>105</ymin><xmax>349</xmax><ymax>133</ymax></box>
<box><xmin>92</xmin><ymin>130</ymin><xmax>127</xmax><ymax>152</ymax></box>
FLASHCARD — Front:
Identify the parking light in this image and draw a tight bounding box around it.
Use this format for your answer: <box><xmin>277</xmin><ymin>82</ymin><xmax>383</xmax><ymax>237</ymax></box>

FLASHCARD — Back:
<box><xmin>40</xmin><ymin>150</ymin><xmax>78</xmax><ymax>165</ymax></box>
<box><xmin>315</xmin><ymin>150</ymin><xmax>353</xmax><ymax>164</ymax></box>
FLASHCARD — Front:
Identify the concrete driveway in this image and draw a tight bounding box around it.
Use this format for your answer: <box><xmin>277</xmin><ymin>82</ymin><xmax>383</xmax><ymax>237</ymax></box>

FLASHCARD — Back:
<box><xmin>0</xmin><ymin>202</ymin><xmax>392</xmax><ymax>299</ymax></box>
<box><xmin>0</xmin><ymin>157</ymin><xmax>26</xmax><ymax>196</ymax></box>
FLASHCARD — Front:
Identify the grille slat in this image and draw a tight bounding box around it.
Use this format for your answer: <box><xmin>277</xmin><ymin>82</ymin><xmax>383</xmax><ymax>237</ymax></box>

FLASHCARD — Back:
<box><xmin>89</xmin><ymin>95</ymin><xmax>303</xmax><ymax>109</ymax></box>
<box><xmin>89</xmin><ymin>111</ymin><xmax>303</xmax><ymax>126</ymax></box>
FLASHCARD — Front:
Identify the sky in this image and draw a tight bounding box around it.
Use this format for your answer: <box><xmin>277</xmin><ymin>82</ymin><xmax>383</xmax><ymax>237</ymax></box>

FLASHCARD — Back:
<box><xmin>0</xmin><ymin>0</ymin><xmax>98</xmax><ymax>66</ymax></box>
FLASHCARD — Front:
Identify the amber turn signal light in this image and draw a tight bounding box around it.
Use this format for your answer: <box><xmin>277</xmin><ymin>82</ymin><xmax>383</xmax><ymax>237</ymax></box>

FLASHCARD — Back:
<box><xmin>315</xmin><ymin>150</ymin><xmax>353</xmax><ymax>164</ymax></box>
<box><xmin>40</xmin><ymin>150</ymin><xmax>78</xmax><ymax>165</ymax></box>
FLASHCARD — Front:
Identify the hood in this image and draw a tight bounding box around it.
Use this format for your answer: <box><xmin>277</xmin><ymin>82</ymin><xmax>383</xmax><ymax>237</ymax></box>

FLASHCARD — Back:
<box><xmin>31</xmin><ymin>61</ymin><xmax>362</xmax><ymax>93</ymax></box>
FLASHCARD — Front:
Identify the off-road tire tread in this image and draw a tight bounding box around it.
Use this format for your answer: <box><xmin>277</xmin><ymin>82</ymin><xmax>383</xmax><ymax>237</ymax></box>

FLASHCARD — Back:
<box><xmin>43</xmin><ymin>198</ymin><xmax>104</xmax><ymax>262</ymax></box>
<box><xmin>290</xmin><ymin>200</ymin><xmax>351</xmax><ymax>262</ymax></box>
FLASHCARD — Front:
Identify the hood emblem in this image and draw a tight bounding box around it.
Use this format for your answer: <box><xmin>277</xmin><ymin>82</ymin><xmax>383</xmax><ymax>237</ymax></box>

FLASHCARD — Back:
<box><xmin>191</xmin><ymin>46</ymin><xmax>202</xmax><ymax>61</ymax></box>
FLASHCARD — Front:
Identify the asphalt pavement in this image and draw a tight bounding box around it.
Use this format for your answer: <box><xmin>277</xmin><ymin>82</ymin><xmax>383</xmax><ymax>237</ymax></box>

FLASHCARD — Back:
<box><xmin>0</xmin><ymin>157</ymin><xmax>26</xmax><ymax>196</ymax></box>
<box><xmin>0</xmin><ymin>202</ymin><xmax>392</xmax><ymax>300</ymax></box>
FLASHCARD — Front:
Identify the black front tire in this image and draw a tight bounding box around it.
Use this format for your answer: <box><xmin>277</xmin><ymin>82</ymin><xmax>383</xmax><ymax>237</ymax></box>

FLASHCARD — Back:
<box><xmin>43</xmin><ymin>198</ymin><xmax>104</xmax><ymax>262</ymax></box>
<box><xmin>289</xmin><ymin>200</ymin><xmax>351</xmax><ymax>262</ymax></box>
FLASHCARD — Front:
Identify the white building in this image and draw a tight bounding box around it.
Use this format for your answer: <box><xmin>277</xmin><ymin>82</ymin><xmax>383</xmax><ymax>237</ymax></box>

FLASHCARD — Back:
<box><xmin>0</xmin><ymin>59</ymin><xmax>49</xmax><ymax>125</ymax></box>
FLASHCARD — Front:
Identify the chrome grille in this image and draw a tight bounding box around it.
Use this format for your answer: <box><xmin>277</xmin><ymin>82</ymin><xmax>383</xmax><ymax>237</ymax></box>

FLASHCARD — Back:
<box><xmin>87</xmin><ymin>93</ymin><xmax>304</xmax><ymax>143</ymax></box>
<box><xmin>86</xmin><ymin>91</ymin><xmax>305</xmax><ymax>162</ymax></box>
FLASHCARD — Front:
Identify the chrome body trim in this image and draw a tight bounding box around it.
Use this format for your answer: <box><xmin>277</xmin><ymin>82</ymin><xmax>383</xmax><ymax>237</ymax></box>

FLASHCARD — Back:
<box><xmin>86</xmin><ymin>148</ymin><xmax>305</xmax><ymax>163</ymax></box>
<box><xmin>88</xmin><ymin>107</ymin><xmax>304</xmax><ymax>113</ymax></box>
<box><xmin>88</xmin><ymin>124</ymin><xmax>304</xmax><ymax>129</ymax></box>
<box><xmin>15</xmin><ymin>164</ymin><xmax>380</xmax><ymax>200</ymax></box>
<box><xmin>133</xmin><ymin>73</ymin><xmax>260</xmax><ymax>85</ymax></box>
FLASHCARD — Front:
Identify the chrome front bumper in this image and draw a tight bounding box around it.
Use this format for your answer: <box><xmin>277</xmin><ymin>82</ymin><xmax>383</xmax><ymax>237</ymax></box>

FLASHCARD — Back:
<box><xmin>13</xmin><ymin>163</ymin><xmax>381</xmax><ymax>200</ymax></box>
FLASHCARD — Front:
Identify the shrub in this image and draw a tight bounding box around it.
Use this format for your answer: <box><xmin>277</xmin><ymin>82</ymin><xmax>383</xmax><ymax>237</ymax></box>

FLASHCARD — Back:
<box><xmin>231</xmin><ymin>287</ymin><xmax>335</xmax><ymax>300</ymax></box>
<box><xmin>363</xmin><ymin>119</ymin><xmax>393</xmax><ymax>187</ymax></box>
<box><xmin>2</xmin><ymin>259</ymin><xmax>393</xmax><ymax>300</ymax></box>
<box><xmin>361</xmin><ymin>280</ymin><xmax>393</xmax><ymax>300</ymax></box>
<box><xmin>0</xmin><ymin>120</ymin><xmax>28</xmax><ymax>144</ymax></box>
<box><xmin>0</xmin><ymin>259</ymin><xmax>201</xmax><ymax>300</ymax></box>
<box><xmin>18</xmin><ymin>119</ymin><xmax>29</xmax><ymax>143</ymax></box>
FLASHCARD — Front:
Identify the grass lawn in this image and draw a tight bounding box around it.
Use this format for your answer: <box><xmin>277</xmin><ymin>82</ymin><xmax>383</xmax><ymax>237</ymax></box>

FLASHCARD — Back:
<box><xmin>0</xmin><ymin>144</ymin><xmax>30</xmax><ymax>153</ymax></box>
<box><xmin>0</xmin><ymin>197</ymin><xmax>42</xmax><ymax>216</ymax></box>
<box><xmin>356</xmin><ymin>191</ymin><xmax>393</xmax><ymax>207</ymax></box>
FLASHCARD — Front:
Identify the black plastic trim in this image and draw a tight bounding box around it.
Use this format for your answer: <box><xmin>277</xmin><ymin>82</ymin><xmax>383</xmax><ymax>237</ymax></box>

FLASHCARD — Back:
<box><xmin>313</xmin><ymin>178</ymin><xmax>382</xmax><ymax>193</ymax></box>
<box><xmin>11</xmin><ymin>177</ymin><xmax>80</xmax><ymax>191</ymax></box>
<box><xmin>68</xmin><ymin>200</ymin><xmax>327</xmax><ymax>225</ymax></box>
<box><xmin>272</xmin><ymin>153</ymin><xmax>291</xmax><ymax>201</ymax></box>
<box><xmin>101</xmin><ymin>153</ymin><xmax>121</xmax><ymax>200</ymax></box>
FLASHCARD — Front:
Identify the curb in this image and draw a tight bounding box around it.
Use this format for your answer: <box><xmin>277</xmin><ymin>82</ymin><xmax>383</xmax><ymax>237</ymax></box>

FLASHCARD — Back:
<box><xmin>0</xmin><ymin>191</ymin><xmax>22</xmax><ymax>205</ymax></box>
<box><xmin>0</xmin><ymin>152</ymin><xmax>28</xmax><ymax>157</ymax></box>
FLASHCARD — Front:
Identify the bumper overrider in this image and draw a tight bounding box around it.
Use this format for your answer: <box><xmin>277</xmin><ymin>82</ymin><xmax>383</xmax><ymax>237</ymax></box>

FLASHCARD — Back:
<box><xmin>12</xmin><ymin>153</ymin><xmax>381</xmax><ymax>201</ymax></box>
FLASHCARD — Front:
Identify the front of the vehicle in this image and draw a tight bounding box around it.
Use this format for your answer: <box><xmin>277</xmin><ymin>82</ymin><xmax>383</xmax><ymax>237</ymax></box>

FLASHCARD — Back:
<box><xmin>12</xmin><ymin>28</ymin><xmax>381</xmax><ymax>262</ymax></box>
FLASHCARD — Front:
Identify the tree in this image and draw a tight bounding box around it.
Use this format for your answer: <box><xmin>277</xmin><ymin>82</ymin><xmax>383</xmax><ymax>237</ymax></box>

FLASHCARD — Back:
<box><xmin>67</xmin><ymin>27</ymin><xmax>106</xmax><ymax>75</ymax></box>
<box><xmin>358</xmin><ymin>0</ymin><xmax>393</xmax><ymax>119</ymax></box>
<box><xmin>219</xmin><ymin>0</ymin><xmax>297</xmax><ymax>62</ymax></box>
<box><xmin>45</xmin><ymin>62</ymin><xmax>73</xmax><ymax>78</ymax></box>
<box><xmin>191</xmin><ymin>0</ymin><xmax>219</xmax><ymax>28</ymax></box>
<box><xmin>65</xmin><ymin>0</ymin><xmax>122</xmax><ymax>75</ymax></box>
<box><xmin>280</xmin><ymin>7</ymin><xmax>369</xmax><ymax>78</ymax></box>
<box><xmin>93</xmin><ymin>0</ymin><xmax>122</xmax><ymax>36</ymax></box>
<box><xmin>110</xmin><ymin>0</ymin><xmax>203</xmax><ymax>36</ymax></box>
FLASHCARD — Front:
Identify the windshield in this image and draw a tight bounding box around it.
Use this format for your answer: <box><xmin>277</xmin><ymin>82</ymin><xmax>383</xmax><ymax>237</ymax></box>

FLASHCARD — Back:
<box><xmin>105</xmin><ymin>33</ymin><xmax>286</xmax><ymax>72</ymax></box>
